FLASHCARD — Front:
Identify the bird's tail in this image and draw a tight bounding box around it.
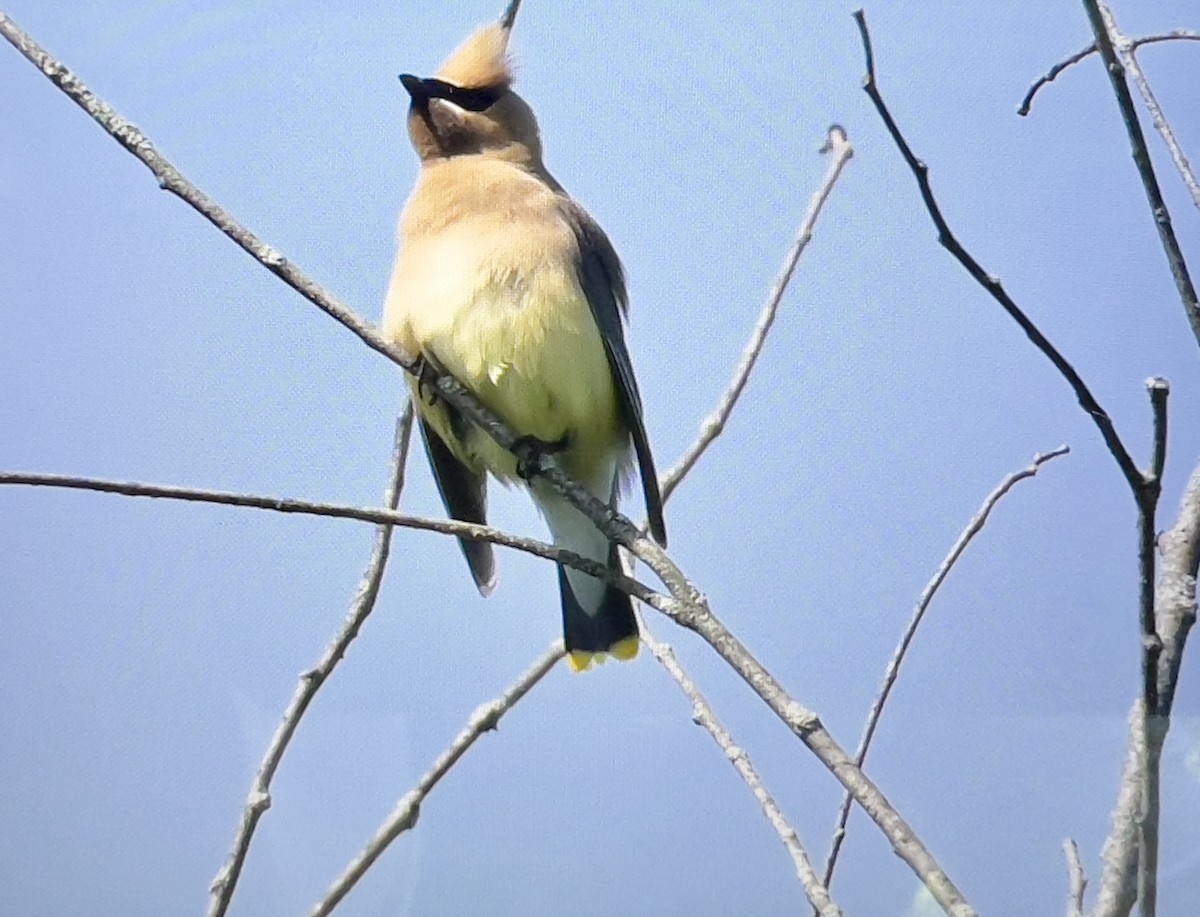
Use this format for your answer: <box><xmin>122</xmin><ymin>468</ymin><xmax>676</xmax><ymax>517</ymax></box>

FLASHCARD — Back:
<box><xmin>557</xmin><ymin>540</ymin><xmax>639</xmax><ymax>672</ymax></box>
<box><xmin>536</xmin><ymin>480</ymin><xmax>639</xmax><ymax>672</ymax></box>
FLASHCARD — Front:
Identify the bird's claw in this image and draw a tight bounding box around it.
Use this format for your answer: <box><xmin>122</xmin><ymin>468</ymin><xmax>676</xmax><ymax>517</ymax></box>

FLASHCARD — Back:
<box><xmin>414</xmin><ymin>355</ymin><xmax>442</xmax><ymax>406</ymax></box>
<box><xmin>513</xmin><ymin>433</ymin><xmax>568</xmax><ymax>482</ymax></box>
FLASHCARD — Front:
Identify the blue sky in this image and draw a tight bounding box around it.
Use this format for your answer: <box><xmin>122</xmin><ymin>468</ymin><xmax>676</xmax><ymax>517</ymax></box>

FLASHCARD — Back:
<box><xmin>2</xmin><ymin>1</ymin><xmax>1198</xmax><ymax>915</ymax></box>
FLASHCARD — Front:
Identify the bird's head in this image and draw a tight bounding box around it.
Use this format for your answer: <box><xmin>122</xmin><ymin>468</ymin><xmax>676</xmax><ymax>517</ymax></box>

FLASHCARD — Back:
<box><xmin>399</xmin><ymin>0</ymin><xmax>543</xmax><ymax>168</ymax></box>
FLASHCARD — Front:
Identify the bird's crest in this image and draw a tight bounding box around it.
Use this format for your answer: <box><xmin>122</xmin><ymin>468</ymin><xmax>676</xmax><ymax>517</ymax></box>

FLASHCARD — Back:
<box><xmin>436</xmin><ymin>0</ymin><xmax>522</xmax><ymax>89</ymax></box>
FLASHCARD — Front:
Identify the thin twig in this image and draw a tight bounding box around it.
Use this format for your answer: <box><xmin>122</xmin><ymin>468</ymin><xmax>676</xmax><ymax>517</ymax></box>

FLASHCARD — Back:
<box><xmin>0</xmin><ymin>12</ymin><xmax>418</xmax><ymax>377</ymax></box>
<box><xmin>1018</xmin><ymin>31</ymin><xmax>1200</xmax><ymax>118</ymax></box>
<box><xmin>643</xmin><ymin>587</ymin><xmax>978</xmax><ymax>915</ymax></box>
<box><xmin>660</xmin><ymin>125</ymin><xmax>854</xmax><ymax>502</ymax></box>
<box><xmin>1106</xmin><ymin>21</ymin><xmax>1200</xmax><ymax>212</ymax></box>
<box><xmin>818</xmin><ymin>446</ymin><xmax>1070</xmax><ymax>903</ymax></box>
<box><xmin>641</xmin><ymin>621</ymin><xmax>842</xmax><ymax>917</ymax></box>
<box><xmin>1</xmin><ymin>396</ymin><xmax>968</xmax><ymax>903</ymax></box>
<box><xmin>0</xmin><ymin>471</ymin><xmax>660</xmax><ymax>605</ymax></box>
<box><xmin>593</xmin><ymin>492</ymin><xmax>977</xmax><ymax>915</ymax></box>
<box><xmin>206</xmin><ymin>403</ymin><xmax>414</xmax><ymax>917</ymax></box>
<box><xmin>1148</xmin><ymin>379</ymin><xmax>1168</xmax><ymax>488</ymax></box>
<box><xmin>1020</xmin><ymin>41</ymin><xmax>1107</xmax><ymax>116</ymax></box>
<box><xmin>307</xmin><ymin>642</ymin><xmax>565</xmax><ymax>917</ymax></box>
<box><xmin>641</xmin><ymin>127</ymin><xmax>853</xmax><ymax>913</ymax></box>
<box><xmin>1064</xmin><ymin>838</ymin><xmax>1087</xmax><ymax>917</ymax></box>
<box><xmin>855</xmin><ymin>23</ymin><xmax>1171</xmax><ymax>873</ymax></box>
<box><xmin>1140</xmin><ymin>379</ymin><xmax>1169</xmax><ymax>717</ymax></box>
<box><xmin>852</xmin><ymin>8</ymin><xmax>1143</xmax><ymax>498</ymax></box>
<box><xmin>1082</xmin><ymin>0</ymin><xmax>1200</xmax><ymax>350</ymax></box>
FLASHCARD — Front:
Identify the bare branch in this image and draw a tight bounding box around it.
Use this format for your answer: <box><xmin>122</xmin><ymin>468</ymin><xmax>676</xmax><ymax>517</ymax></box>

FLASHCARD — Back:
<box><xmin>1154</xmin><ymin>458</ymin><xmax>1200</xmax><ymax>714</ymax></box>
<box><xmin>1091</xmin><ymin>702</ymin><xmax>1146</xmax><ymax>917</ymax></box>
<box><xmin>492</xmin><ymin>436</ymin><xmax>972</xmax><ymax>914</ymax></box>
<box><xmin>1128</xmin><ymin>33</ymin><xmax>1199</xmax><ymax>52</ymax></box>
<box><xmin>1122</xmin><ymin>58</ymin><xmax>1200</xmax><ymax>213</ymax></box>
<box><xmin>1076</xmin><ymin>7</ymin><xmax>1199</xmax><ymax>901</ymax></box>
<box><xmin>0</xmin><ymin>407</ymin><xmax>969</xmax><ymax>904</ymax></box>
<box><xmin>1120</xmin><ymin>385</ymin><xmax>1165</xmax><ymax>917</ymax></box>
<box><xmin>1065</xmin><ymin>838</ymin><xmax>1087</xmax><ymax>917</ymax></box>
<box><xmin>1018</xmin><ymin>31</ymin><xmax>1200</xmax><ymax>118</ymax></box>
<box><xmin>819</xmin><ymin>446</ymin><xmax>1069</xmax><ymax>901</ymax></box>
<box><xmin>1148</xmin><ymin>379</ymin><xmax>1169</xmax><ymax>488</ymax></box>
<box><xmin>1138</xmin><ymin>717</ymin><xmax>1164</xmax><ymax>917</ymax></box>
<box><xmin>207</xmin><ymin>404</ymin><xmax>413</xmax><ymax>917</ymax></box>
<box><xmin>858</xmin><ymin>11</ymin><xmax>1189</xmax><ymax>911</ymax></box>
<box><xmin>640</xmin><ymin>623</ymin><xmax>842</xmax><ymax>917</ymax></box>
<box><xmin>0</xmin><ymin>12</ymin><xmax>420</xmax><ymax>377</ymax></box>
<box><xmin>0</xmin><ymin>471</ymin><xmax>661</xmax><ymax>605</ymax></box>
<box><xmin>1</xmin><ymin>13</ymin><xmax>974</xmax><ymax>910</ymax></box>
<box><xmin>648</xmin><ymin>587</ymin><xmax>977</xmax><ymax>916</ymax></box>
<box><xmin>1036</xmin><ymin>7</ymin><xmax>1200</xmax><ymax>211</ymax></box>
<box><xmin>1020</xmin><ymin>40</ymin><xmax>1107</xmax><ymax>116</ymax></box>
<box><xmin>640</xmin><ymin>128</ymin><xmax>854</xmax><ymax>913</ymax></box>
<box><xmin>1138</xmin><ymin>459</ymin><xmax>1200</xmax><ymax>917</ymax></box>
<box><xmin>307</xmin><ymin>642</ymin><xmax>565</xmax><ymax>917</ymax></box>
<box><xmin>660</xmin><ymin>125</ymin><xmax>854</xmax><ymax>502</ymax></box>
<box><xmin>1082</xmin><ymin>1</ymin><xmax>1200</xmax><ymax>350</ymax></box>
<box><xmin>852</xmin><ymin>9</ymin><xmax>1143</xmax><ymax>498</ymax></box>
<box><xmin>1093</xmin><ymin>462</ymin><xmax>1200</xmax><ymax>917</ymax></box>
<box><xmin>1139</xmin><ymin>380</ymin><xmax>1169</xmax><ymax>717</ymax></box>
<box><xmin>599</xmin><ymin>483</ymin><xmax>978</xmax><ymax>914</ymax></box>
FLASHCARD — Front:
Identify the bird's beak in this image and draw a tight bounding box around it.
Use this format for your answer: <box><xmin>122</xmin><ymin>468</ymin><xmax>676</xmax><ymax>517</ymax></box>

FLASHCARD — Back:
<box><xmin>398</xmin><ymin>73</ymin><xmax>429</xmax><ymax>104</ymax></box>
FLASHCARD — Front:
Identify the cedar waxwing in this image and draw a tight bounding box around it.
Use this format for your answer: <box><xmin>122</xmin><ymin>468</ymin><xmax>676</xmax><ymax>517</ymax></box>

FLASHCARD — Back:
<box><xmin>383</xmin><ymin>0</ymin><xmax>666</xmax><ymax>672</ymax></box>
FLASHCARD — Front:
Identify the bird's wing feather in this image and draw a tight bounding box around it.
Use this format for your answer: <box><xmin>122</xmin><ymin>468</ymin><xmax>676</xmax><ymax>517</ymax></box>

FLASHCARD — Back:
<box><xmin>561</xmin><ymin>199</ymin><xmax>667</xmax><ymax>546</ymax></box>
<box><xmin>418</xmin><ymin>417</ymin><xmax>496</xmax><ymax>595</ymax></box>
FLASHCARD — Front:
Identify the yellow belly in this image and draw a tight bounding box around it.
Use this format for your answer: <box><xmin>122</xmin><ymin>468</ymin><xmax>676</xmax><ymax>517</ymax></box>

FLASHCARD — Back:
<box><xmin>387</xmin><ymin>232</ymin><xmax>625</xmax><ymax>489</ymax></box>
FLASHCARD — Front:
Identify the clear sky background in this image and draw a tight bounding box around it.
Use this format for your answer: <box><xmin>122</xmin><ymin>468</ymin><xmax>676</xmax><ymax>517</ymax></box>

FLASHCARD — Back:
<box><xmin>2</xmin><ymin>1</ymin><xmax>1199</xmax><ymax>915</ymax></box>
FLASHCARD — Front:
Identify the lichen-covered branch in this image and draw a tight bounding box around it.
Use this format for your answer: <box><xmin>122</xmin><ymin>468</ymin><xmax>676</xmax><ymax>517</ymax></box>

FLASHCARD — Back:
<box><xmin>1081</xmin><ymin>0</ymin><xmax>1200</xmax><ymax>350</ymax></box>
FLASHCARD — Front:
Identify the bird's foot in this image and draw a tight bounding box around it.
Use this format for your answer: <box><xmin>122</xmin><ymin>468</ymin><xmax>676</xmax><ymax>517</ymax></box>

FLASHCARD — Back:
<box><xmin>414</xmin><ymin>355</ymin><xmax>442</xmax><ymax>406</ymax></box>
<box><xmin>513</xmin><ymin>433</ymin><xmax>569</xmax><ymax>482</ymax></box>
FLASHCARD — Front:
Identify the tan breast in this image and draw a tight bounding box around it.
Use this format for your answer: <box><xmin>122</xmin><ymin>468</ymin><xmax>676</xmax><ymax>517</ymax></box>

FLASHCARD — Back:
<box><xmin>382</xmin><ymin>157</ymin><xmax>627</xmax><ymax>490</ymax></box>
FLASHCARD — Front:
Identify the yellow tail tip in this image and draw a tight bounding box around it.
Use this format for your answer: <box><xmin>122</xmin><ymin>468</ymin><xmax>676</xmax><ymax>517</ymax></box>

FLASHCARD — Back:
<box><xmin>610</xmin><ymin>635</ymin><xmax>640</xmax><ymax>661</ymax></box>
<box><xmin>566</xmin><ymin>637</ymin><xmax>640</xmax><ymax>673</ymax></box>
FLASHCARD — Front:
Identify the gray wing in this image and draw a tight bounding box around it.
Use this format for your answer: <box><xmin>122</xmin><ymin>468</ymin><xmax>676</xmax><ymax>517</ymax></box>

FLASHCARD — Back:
<box><xmin>561</xmin><ymin>198</ymin><xmax>667</xmax><ymax>546</ymax></box>
<box><xmin>418</xmin><ymin>418</ymin><xmax>496</xmax><ymax>595</ymax></box>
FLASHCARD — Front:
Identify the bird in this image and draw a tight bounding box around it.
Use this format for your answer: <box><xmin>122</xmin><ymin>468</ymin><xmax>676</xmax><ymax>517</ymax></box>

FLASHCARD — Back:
<box><xmin>382</xmin><ymin>0</ymin><xmax>666</xmax><ymax>672</ymax></box>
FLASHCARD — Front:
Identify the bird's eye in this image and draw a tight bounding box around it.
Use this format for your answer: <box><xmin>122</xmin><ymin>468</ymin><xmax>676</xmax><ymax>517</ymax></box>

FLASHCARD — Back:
<box><xmin>442</xmin><ymin>84</ymin><xmax>503</xmax><ymax>112</ymax></box>
<box><xmin>398</xmin><ymin>76</ymin><xmax>504</xmax><ymax>114</ymax></box>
